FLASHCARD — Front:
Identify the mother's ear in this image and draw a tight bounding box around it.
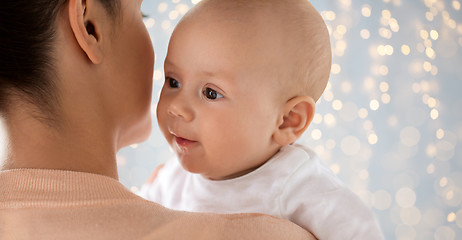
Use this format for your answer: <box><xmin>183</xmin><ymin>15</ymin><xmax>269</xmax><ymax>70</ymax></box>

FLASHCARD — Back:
<box><xmin>272</xmin><ymin>96</ymin><xmax>316</xmax><ymax>146</ymax></box>
<box><xmin>68</xmin><ymin>0</ymin><xmax>103</xmax><ymax>64</ymax></box>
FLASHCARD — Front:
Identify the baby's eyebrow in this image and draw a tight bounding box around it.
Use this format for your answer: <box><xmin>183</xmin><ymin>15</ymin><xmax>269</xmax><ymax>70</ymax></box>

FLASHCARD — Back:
<box><xmin>165</xmin><ymin>59</ymin><xmax>233</xmax><ymax>80</ymax></box>
<box><xmin>164</xmin><ymin>60</ymin><xmax>177</xmax><ymax>69</ymax></box>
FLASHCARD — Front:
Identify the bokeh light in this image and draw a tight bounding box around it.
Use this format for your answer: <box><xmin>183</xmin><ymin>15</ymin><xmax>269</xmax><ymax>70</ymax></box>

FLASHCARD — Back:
<box><xmin>130</xmin><ymin>1</ymin><xmax>462</xmax><ymax>239</ymax></box>
<box><xmin>0</xmin><ymin>0</ymin><xmax>459</xmax><ymax>239</ymax></box>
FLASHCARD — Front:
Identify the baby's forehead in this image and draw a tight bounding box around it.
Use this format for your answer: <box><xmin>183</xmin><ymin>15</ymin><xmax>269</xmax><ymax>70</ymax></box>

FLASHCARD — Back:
<box><xmin>174</xmin><ymin>0</ymin><xmax>331</xmax><ymax>101</ymax></box>
<box><xmin>187</xmin><ymin>1</ymin><xmax>285</xmax><ymax>30</ymax></box>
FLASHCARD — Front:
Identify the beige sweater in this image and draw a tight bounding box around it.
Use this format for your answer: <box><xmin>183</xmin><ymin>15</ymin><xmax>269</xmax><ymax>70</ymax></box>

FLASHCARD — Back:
<box><xmin>0</xmin><ymin>169</ymin><xmax>312</xmax><ymax>240</ymax></box>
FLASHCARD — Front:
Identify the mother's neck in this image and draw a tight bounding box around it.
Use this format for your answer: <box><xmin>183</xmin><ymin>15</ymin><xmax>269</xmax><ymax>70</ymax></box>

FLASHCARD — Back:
<box><xmin>0</xmin><ymin>102</ymin><xmax>119</xmax><ymax>179</ymax></box>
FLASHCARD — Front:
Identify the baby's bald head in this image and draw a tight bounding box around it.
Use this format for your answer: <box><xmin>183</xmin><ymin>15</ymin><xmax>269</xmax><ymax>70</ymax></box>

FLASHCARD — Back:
<box><xmin>174</xmin><ymin>0</ymin><xmax>331</xmax><ymax>102</ymax></box>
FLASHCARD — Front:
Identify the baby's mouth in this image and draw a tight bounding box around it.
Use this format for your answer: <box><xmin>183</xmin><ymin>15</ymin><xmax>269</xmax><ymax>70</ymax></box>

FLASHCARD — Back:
<box><xmin>174</xmin><ymin>136</ymin><xmax>197</xmax><ymax>147</ymax></box>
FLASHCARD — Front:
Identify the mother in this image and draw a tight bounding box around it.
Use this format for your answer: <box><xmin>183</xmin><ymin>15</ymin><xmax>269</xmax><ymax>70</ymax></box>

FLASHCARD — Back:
<box><xmin>0</xmin><ymin>0</ymin><xmax>313</xmax><ymax>239</ymax></box>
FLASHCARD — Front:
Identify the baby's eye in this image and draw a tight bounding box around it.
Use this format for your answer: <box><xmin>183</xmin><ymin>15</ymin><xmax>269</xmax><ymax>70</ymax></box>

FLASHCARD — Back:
<box><xmin>167</xmin><ymin>77</ymin><xmax>181</xmax><ymax>88</ymax></box>
<box><xmin>203</xmin><ymin>87</ymin><xmax>224</xmax><ymax>100</ymax></box>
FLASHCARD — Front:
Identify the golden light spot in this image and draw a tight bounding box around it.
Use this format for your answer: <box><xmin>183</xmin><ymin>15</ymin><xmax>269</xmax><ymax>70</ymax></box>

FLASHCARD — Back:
<box><xmin>401</xmin><ymin>45</ymin><xmax>411</xmax><ymax>55</ymax></box>
<box><xmin>336</xmin><ymin>25</ymin><xmax>347</xmax><ymax>35</ymax></box>
<box><xmin>380</xmin><ymin>82</ymin><xmax>390</xmax><ymax>92</ymax></box>
<box><xmin>331</xmin><ymin>64</ymin><xmax>342</xmax><ymax>74</ymax></box>
<box><xmin>362</xmin><ymin>5</ymin><xmax>372</xmax><ymax>17</ymax></box>
<box><xmin>448</xmin><ymin>19</ymin><xmax>457</xmax><ymax>29</ymax></box>
<box><xmin>454</xmin><ymin>0</ymin><xmax>461</xmax><ymax>10</ymax></box>
<box><xmin>422</xmin><ymin>93</ymin><xmax>430</xmax><ymax>104</ymax></box>
<box><xmin>440</xmin><ymin>177</ymin><xmax>448</xmax><ymax>187</ymax></box>
<box><xmin>360</xmin><ymin>29</ymin><xmax>371</xmax><ymax>39</ymax></box>
<box><xmin>378</xmin><ymin>45</ymin><xmax>394</xmax><ymax>56</ymax></box>
<box><xmin>426</xmin><ymin>47</ymin><xmax>436</xmax><ymax>59</ymax></box>
<box><xmin>426</xmin><ymin>12</ymin><xmax>434</xmax><ymax>21</ymax></box>
<box><xmin>130</xmin><ymin>186</ymin><xmax>139</xmax><ymax>193</ymax></box>
<box><xmin>175</xmin><ymin>4</ymin><xmax>190</xmax><ymax>15</ymax></box>
<box><xmin>130</xmin><ymin>144</ymin><xmax>139</xmax><ymax>149</ymax></box>
<box><xmin>144</xmin><ymin>18</ymin><xmax>155</xmax><ymax>28</ymax></box>
<box><xmin>311</xmin><ymin>129</ymin><xmax>322</xmax><ymax>140</ymax></box>
<box><xmin>385</xmin><ymin>45</ymin><xmax>394</xmax><ymax>55</ymax></box>
<box><xmin>448</xmin><ymin>212</ymin><xmax>456</xmax><ymax>222</ymax></box>
<box><xmin>370</xmin><ymin>99</ymin><xmax>380</xmax><ymax>111</ymax></box>
<box><xmin>368</xmin><ymin>134</ymin><xmax>378</xmax><ymax>145</ymax></box>
<box><xmin>157</xmin><ymin>2</ymin><xmax>168</xmax><ymax>13</ymax></box>
<box><xmin>427</xmin><ymin>164</ymin><xmax>435</xmax><ymax>174</ymax></box>
<box><xmin>161</xmin><ymin>20</ymin><xmax>172</xmax><ymax>30</ymax></box>
<box><xmin>427</xmin><ymin>97</ymin><xmax>437</xmax><ymax>108</ymax></box>
<box><xmin>172</xmin><ymin>0</ymin><xmax>180</xmax><ymax>3</ymax></box>
<box><xmin>382</xmin><ymin>9</ymin><xmax>392</xmax><ymax>19</ymax></box>
<box><xmin>330</xmin><ymin>164</ymin><xmax>340</xmax><ymax>174</ymax></box>
<box><xmin>324</xmin><ymin>113</ymin><xmax>336</xmax><ymax>127</ymax></box>
<box><xmin>424</xmin><ymin>39</ymin><xmax>433</xmax><ymax>48</ymax></box>
<box><xmin>389</xmin><ymin>18</ymin><xmax>400</xmax><ymax>32</ymax></box>
<box><xmin>447</xmin><ymin>190</ymin><xmax>454</xmax><ymax>200</ymax></box>
<box><xmin>423</xmin><ymin>61</ymin><xmax>432</xmax><ymax>72</ymax></box>
<box><xmin>442</xmin><ymin>10</ymin><xmax>450</xmax><ymax>21</ymax></box>
<box><xmin>431</xmin><ymin>109</ymin><xmax>439</xmax><ymax>119</ymax></box>
<box><xmin>336</xmin><ymin>40</ymin><xmax>347</xmax><ymax>51</ymax></box>
<box><xmin>431</xmin><ymin>66</ymin><xmax>438</xmax><ymax>76</ymax></box>
<box><xmin>153</xmin><ymin>70</ymin><xmax>163</xmax><ymax>81</ymax></box>
<box><xmin>334</xmin><ymin>49</ymin><xmax>345</xmax><ymax>57</ymax></box>
<box><xmin>381</xmin><ymin>93</ymin><xmax>391</xmax><ymax>104</ymax></box>
<box><xmin>426</xmin><ymin>144</ymin><xmax>437</xmax><ymax>157</ymax></box>
<box><xmin>379</xmin><ymin>65</ymin><xmax>389</xmax><ymax>76</ymax></box>
<box><xmin>379</xmin><ymin>28</ymin><xmax>392</xmax><ymax>39</ymax></box>
<box><xmin>430</xmin><ymin>30</ymin><xmax>439</xmax><ymax>40</ymax></box>
<box><xmin>377</xmin><ymin>45</ymin><xmax>386</xmax><ymax>56</ymax></box>
<box><xmin>420</xmin><ymin>30</ymin><xmax>429</xmax><ymax>39</ymax></box>
<box><xmin>436</xmin><ymin>129</ymin><xmax>445</xmax><ymax>139</ymax></box>
<box><xmin>323</xmin><ymin>91</ymin><xmax>334</xmax><ymax>102</ymax></box>
<box><xmin>313</xmin><ymin>113</ymin><xmax>323</xmax><ymax>124</ymax></box>
<box><xmin>332</xmin><ymin>100</ymin><xmax>343</xmax><ymax>111</ymax></box>
<box><xmin>191</xmin><ymin>0</ymin><xmax>202</xmax><ymax>4</ymax></box>
<box><xmin>323</xmin><ymin>11</ymin><xmax>337</xmax><ymax>21</ymax></box>
<box><xmin>358</xmin><ymin>108</ymin><xmax>369</xmax><ymax>119</ymax></box>
<box><xmin>169</xmin><ymin>10</ymin><xmax>179</xmax><ymax>20</ymax></box>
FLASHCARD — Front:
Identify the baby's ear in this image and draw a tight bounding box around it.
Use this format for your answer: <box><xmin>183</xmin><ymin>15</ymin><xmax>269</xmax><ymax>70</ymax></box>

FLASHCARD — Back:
<box><xmin>272</xmin><ymin>96</ymin><xmax>316</xmax><ymax>146</ymax></box>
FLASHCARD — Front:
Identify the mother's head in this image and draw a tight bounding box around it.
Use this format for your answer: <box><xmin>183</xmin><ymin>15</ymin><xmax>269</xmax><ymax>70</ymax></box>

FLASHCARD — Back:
<box><xmin>0</xmin><ymin>0</ymin><xmax>154</xmax><ymax>149</ymax></box>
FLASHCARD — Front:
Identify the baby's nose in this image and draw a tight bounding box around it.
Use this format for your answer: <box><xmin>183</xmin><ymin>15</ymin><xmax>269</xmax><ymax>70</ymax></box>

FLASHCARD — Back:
<box><xmin>167</xmin><ymin>96</ymin><xmax>194</xmax><ymax>122</ymax></box>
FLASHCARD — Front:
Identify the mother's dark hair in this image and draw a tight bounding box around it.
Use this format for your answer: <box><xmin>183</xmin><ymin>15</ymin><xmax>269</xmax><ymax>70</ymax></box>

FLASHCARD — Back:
<box><xmin>0</xmin><ymin>0</ymin><xmax>119</xmax><ymax>117</ymax></box>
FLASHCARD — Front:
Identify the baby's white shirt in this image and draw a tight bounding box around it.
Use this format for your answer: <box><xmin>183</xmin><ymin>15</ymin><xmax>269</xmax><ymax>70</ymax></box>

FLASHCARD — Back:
<box><xmin>139</xmin><ymin>144</ymin><xmax>383</xmax><ymax>239</ymax></box>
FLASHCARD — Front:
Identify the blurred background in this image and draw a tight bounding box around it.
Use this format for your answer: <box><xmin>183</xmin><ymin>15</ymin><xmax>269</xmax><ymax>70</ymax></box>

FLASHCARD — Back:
<box><xmin>1</xmin><ymin>0</ymin><xmax>461</xmax><ymax>239</ymax></box>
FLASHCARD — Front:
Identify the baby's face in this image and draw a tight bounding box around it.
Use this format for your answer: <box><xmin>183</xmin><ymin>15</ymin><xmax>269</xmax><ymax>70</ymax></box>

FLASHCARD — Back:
<box><xmin>157</xmin><ymin>17</ymin><xmax>283</xmax><ymax>180</ymax></box>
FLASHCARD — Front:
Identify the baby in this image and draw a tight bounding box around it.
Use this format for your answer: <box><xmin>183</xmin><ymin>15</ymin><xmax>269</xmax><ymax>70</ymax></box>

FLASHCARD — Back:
<box><xmin>140</xmin><ymin>0</ymin><xmax>383</xmax><ymax>239</ymax></box>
